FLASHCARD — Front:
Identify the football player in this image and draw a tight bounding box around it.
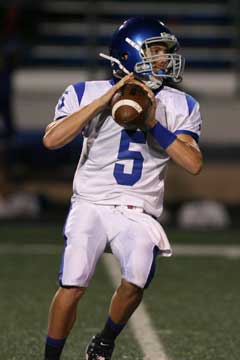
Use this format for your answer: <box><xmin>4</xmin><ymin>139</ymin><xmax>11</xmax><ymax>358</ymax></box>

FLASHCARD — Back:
<box><xmin>43</xmin><ymin>17</ymin><xmax>203</xmax><ymax>360</ymax></box>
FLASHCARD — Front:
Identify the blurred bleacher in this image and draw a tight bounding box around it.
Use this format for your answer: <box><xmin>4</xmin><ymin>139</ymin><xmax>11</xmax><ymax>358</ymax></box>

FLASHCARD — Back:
<box><xmin>26</xmin><ymin>0</ymin><xmax>236</xmax><ymax>71</ymax></box>
<box><xmin>1</xmin><ymin>0</ymin><xmax>240</xmax><ymax>221</ymax></box>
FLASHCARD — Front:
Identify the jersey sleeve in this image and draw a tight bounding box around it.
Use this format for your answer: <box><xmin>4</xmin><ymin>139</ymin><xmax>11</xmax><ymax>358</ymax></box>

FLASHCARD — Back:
<box><xmin>54</xmin><ymin>82</ymin><xmax>86</xmax><ymax>121</ymax></box>
<box><xmin>54</xmin><ymin>85</ymin><xmax>78</xmax><ymax>121</ymax></box>
<box><xmin>53</xmin><ymin>82</ymin><xmax>92</xmax><ymax>137</ymax></box>
<box><xmin>170</xmin><ymin>94</ymin><xmax>202</xmax><ymax>143</ymax></box>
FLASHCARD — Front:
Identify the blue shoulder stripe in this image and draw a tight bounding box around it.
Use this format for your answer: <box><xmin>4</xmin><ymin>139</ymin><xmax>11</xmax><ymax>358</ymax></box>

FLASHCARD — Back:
<box><xmin>73</xmin><ymin>82</ymin><xmax>85</xmax><ymax>105</ymax></box>
<box><xmin>55</xmin><ymin>115</ymin><xmax>67</xmax><ymax>121</ymax></box>
<box><xmin>174</xmin><ymin>130</ymin><xmax>199</xmax><ymax>143</ymax></box>
<box><xmin>109</xmin><ymin>78</ymin><xmax>116</xmax><ymax>85</ymax></box>
<box><xmin>185</xmin><ymin>94</ymin><xmax>197</xmax><ymax>116</ymax></box>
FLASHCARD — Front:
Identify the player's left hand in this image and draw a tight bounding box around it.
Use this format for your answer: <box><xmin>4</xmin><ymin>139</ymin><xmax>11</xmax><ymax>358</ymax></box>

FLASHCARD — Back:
<box><xmin>126</xmin><ymin>78</ymin><xmax>157</xmax><ymax>128</ymax></box>
<box><xmin>145</xmin><ymin>98</ymin><xmax>157</xmax><ymax>128</ymax></box>
<box><xmin>129</xmin><ymin>79</ymin><xmax>157</xmax><ymax>128</ymax></box>
<box><xmin>97</xmin><ymin>73</ymin><xmax>135</xmax><ymax>111</ymax></box>
<box><xmin>128</xmin><ymin>78</ymin><xmax>155</xmax><ymax>103</ymax></box>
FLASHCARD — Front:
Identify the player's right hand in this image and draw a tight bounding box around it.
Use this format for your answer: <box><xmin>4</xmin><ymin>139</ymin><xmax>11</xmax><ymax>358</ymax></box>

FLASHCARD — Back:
<box><xmin>97</xmin><ymin>73</ymin><xmax>134</xmax><ymax>110</ymax></box>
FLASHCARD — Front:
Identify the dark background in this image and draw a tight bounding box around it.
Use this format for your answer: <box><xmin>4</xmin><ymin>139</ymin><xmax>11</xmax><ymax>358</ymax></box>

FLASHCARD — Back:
<box><xmin>1</xmin><ymin>2</ymin><xmax>240</xmax><ymax>359</ymax></box>
<box><xmin>0</xmin><ymin>0</ymin><xmax>240</xmax><ymax>229</ymax></box>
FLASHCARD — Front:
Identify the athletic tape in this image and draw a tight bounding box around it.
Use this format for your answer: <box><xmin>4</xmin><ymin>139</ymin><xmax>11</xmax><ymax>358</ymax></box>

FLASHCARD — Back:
<box><xmin>112</xmin><ymin>99</ymin><xmax>143</xmax><ymax>119</ymax></box>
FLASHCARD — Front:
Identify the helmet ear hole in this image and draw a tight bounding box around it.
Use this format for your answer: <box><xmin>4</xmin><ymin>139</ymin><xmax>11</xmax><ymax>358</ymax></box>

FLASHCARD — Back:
<box><xmin>121</xmin><ymin>53</ymin><xmax>128</xmax><ymax>60</ymax></box>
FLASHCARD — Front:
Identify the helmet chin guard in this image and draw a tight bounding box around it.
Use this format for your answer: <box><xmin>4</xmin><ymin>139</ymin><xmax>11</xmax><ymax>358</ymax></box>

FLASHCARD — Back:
<box><xmin>100</xmin><ymin>17</ymin><xmax>185</xmax><ymax>89</ymax></box>
<box><xmin>134</xmin><ymin>51</ymin><xmax>185</xmax><ymax>84</ymax></box>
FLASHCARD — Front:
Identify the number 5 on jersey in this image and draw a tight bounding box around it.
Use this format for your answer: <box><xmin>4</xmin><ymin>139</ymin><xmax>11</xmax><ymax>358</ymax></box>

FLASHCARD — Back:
<box><xmin>114</xmin><ymin>130</ymin><xmax>146</xmax><ymax>186</ymax></box>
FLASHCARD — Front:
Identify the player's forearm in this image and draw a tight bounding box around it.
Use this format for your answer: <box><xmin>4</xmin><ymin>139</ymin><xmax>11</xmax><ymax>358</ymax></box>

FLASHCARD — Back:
<box><xmin>166</xmin><ymin>138</ymin><xmax>203</xmax><ymax>175</ymax></box>
<box><xmin>43</xmin><ymin>99</ymin><xmax>102</xmax><ymax>149</ymax></box>
<box><xmin>148</xmin><ymin>121</ymin><xmax>203</xmax><ymax>175</ymax></box>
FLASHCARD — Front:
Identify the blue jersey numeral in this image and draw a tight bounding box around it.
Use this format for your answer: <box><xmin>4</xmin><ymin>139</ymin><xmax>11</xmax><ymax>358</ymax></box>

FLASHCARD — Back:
<box><xmin>114</xmin><ymin>129</ymin><xmax>146</xmax><ymax>186</ymax></box>
<box><xmin>57</xmin><ymin>90</ymin><xmax>69</xmax><ymax>110</ymax></box>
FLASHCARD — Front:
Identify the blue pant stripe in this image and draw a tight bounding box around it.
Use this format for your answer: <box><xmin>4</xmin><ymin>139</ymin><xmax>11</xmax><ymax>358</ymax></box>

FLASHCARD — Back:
<box><xmin>144</xmin><ymin>246</ymin><xmax>160</xmax><ymax>289</ymax></box>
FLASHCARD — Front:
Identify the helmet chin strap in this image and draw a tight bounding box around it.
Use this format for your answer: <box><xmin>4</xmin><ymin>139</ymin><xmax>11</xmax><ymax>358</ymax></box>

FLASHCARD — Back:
<box><xmin>144</xmin><ymin>75</ymin><xmax>163</xmax><ymax>89</ymax></box>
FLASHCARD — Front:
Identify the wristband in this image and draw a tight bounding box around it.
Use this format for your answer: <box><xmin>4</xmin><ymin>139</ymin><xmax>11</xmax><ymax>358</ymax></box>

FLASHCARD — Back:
<box><xmin>148</xmin><ymin>122</ymin><xmax>176</xmax><ymax>149</ymax></box>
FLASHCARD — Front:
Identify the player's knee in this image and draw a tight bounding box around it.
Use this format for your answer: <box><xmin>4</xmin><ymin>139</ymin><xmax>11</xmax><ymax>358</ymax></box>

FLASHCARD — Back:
<box><xmin>118</xmin><ymin>279</ymin><xmax>144</xmax><ymax>301</ymax></box>
<box><xmin>59</xmin><ymin>286</ymin><xmax>86</xmax><ymax>303</ymax></box>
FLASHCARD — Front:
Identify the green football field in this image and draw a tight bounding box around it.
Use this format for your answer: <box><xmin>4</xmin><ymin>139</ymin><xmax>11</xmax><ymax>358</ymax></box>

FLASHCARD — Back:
<box><xmin>0</xmin><ymin>223</ymin><xmax>240</xmax><ymax>360</ymax></box>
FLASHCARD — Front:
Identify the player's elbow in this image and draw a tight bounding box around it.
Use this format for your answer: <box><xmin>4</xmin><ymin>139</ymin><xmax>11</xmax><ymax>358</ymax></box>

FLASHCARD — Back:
<box><xmin>189</xmin><ymin>157</ymin><xmax>203</xmax><ymax>175</ymax></box>
<box><xmin>43</xmin><ymin>133</ymin><xmax>58</xmax><ymax>150</ymax></box>
<box><xmin>43</xmin><ymin>121</ymin><xmax>63</xmax><ymax>149</ymax></box>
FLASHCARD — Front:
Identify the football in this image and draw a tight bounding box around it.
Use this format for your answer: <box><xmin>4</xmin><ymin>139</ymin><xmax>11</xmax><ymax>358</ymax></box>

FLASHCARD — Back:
<box><xmin>111</xmin><ymin>82</ymin><xmax>152</xmax><ymax>130</ymax></box>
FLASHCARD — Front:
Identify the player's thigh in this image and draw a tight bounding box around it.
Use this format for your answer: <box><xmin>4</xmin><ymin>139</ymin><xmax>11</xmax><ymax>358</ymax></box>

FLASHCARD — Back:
<box><xmin>59</xmin><ymin>200</ymin><xmax>107</xmax><ymax>287</ymax></box>
<box><xmin>110</xmin><ymin>215</ymin><xmax>160</xmax><ymax>289</ymax></box>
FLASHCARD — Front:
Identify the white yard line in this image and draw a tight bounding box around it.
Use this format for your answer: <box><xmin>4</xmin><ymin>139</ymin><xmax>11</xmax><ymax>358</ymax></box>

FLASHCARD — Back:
<box><xmin>1</xmin><ymin>244</ymin><xmax>240</xmax><ymax>258</ymax></box>
<box><xmin>103</xmin><ymin>254</ymin><xmax>170</xmax><ymax>360</ymax></box>
<box><xmin>173</xmin><ymin>244</ymin><xmax>240</xmax><ymax>258</ymax></box>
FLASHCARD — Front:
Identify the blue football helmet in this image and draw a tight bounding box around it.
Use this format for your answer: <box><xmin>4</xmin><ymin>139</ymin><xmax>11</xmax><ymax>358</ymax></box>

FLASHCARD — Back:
<box><xmin>100</xmin><ymin>17</ymin><xmax>185</xmax><ymax>89</ymax></box>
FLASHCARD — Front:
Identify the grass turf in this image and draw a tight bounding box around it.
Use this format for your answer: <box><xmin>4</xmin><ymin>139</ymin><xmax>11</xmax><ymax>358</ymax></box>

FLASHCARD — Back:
<box><xmin>145</xmin><ymin>256</ymin><xmax>240</xmax><ymax>360</ymax></box>
<box><xmin>0</xmin><ymin>253</ymin><xmax>142</xmax><ymax>359</ymax></box>
<box><xmin>0</xmin><ymin>223</ymin><xmax>240</xmax><ymax>359</ymax></box>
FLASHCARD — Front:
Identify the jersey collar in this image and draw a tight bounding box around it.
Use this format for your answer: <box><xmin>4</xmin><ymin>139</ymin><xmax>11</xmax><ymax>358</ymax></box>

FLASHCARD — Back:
<box><xmin>109</xmin><ymin>78</ymin><xmax>163</xmax><ymax>94</ymax></box>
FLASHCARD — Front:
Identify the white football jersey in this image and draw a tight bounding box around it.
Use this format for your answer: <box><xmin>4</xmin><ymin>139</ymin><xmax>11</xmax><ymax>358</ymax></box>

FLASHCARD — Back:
<box><xmin>54</xmin><ymin>80</ymin><xmax>202</xmax><ymax>217</ymax></box>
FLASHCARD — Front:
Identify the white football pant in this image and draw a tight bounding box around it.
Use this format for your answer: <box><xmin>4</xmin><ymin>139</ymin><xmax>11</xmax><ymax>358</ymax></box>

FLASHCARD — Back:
<box><xmin>59</xmin><ymin>199</ymin><xmax>171</xmax><ymax>289</ymax></box>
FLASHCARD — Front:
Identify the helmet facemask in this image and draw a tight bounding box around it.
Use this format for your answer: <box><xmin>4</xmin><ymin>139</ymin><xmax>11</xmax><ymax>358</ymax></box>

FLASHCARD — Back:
<box><xmin>134</xmin><ymin>37</ymin><xmax>185</xmax><ymax>88</ymax></box>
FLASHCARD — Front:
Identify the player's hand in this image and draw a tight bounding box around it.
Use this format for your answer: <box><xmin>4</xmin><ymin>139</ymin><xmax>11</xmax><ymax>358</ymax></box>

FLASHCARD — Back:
<box><xmin>127</xmin><ymin>78</ymin><xmax>157</xmax><ymax>128</ymax></box>
<box><xmin>145</xmin><ymin>98</ymin><xmax>157</xmax><ymax>128</ymax></box>
<box><xmin>97</xmin><ymin>73</ymin><xmax>134</xmax><ymax>110</ymax></box>
<box><xmin>128</xmin><ymin>78</ymin><xmax>155</xmax><ymax>104</ymax></box>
